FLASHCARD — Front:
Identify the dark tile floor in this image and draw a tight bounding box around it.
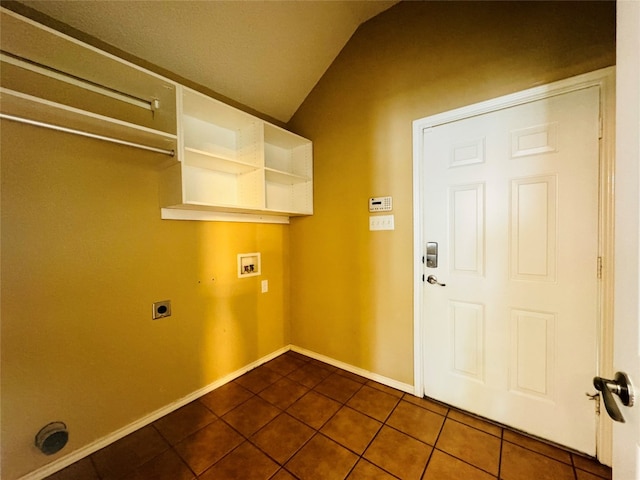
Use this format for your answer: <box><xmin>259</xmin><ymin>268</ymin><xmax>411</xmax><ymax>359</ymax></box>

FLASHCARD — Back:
<box><xmin>46</xmin><ymin>351</ymin><xmax>612</xmax><ymax>480</ymax></box>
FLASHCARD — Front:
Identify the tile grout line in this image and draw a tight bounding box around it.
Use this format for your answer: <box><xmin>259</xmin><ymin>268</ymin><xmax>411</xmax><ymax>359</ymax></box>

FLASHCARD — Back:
<box><xmin>95</xmin><ymin>422</ymin><xmax>179</xmax><ymax>480</ymax></box>
<box><xmin>148</xmin><ymin>422</ymin><xmax>201</xmax><ymax>479</ymax></box>
<box><xmin>572</xmin><ymin>453</ymin><xmax>579</xmax><ymax>480</ymax></box>
<box><xmin>203</xmin><ymin>358</ymin><xmax>352</xmax><ymax>479</ymax></box>
<box><xmin>88</xmin><ymin>453</ymin><xmax>102</xmax><ymax>480</ymax></box>
<box><xmin>173</xmin><ymin>444</ymin><xmax>199</xmax><ymax>480</ymax></box>
<box><xmin>439</xmin><ymin>413</ymin><xmax>505</xmax><ymax>476</ymax></box>
<box><xmin>418</xmin><ymin>435</ymin><xmax>441</xmax><ymax>479</ymax></box>
<box><xmin>395</xmin><ymin>402</ymin><xmax>505</xmax><ymax>478</ymax></box>
<box><xmin>442</xmin><ymin>402</ymin><xmax>598</xmax><ymax>473</ymax></box>
<box><xmin>446</xmin><ymin>403</ymin><xmax>593</xmax><ymax>464</ymax></box>
<box><xmin>420</xmin><ymin>404</ymin><xmax>450</xmax><ymax>479</ymax></box>
<box><xmin>497</xmin><ymin>425</ymin><xmax>504</xmax><ymax>480</ymax></box>
<box><xmin>310</xmin><ymin>376</ymin><xmax>366</xmax><ymax>478</ymax></box>
<box><xmin>501</xmin><ymin>438</ymin><xmax>579</xmax><ymax>469</ymax></box>
<box><xmin>370</xmin><ymin>392</ymin><xmax>425</xmax><ymax>479</ymax></box>
<box><xmin>307</xmin><ymin>372</ymin><xmax>402</xmax><ymax>479</ymax></box>
<box><xmin>197</xmin><ymin>371</ymin><xmax>284</xmax><ymax>478</ymax></box>
<box><xmin>349</xmin><ymin>380</ymin><xmax>400</xmax><ymax>479</ymax></box>
<box><xmin>197</xmin><ymin>370</ymin><xmax>291</xmax><ymax>479</ymax></box>
<box><xmin>288</xmin><ymin>361</ymin><xmax>376</xmax><ymax>479</ymax></box>
<box><xmin>196</xmin><ymin>437</ymin><xmax>250</xmax><ymax>479</ymax></box>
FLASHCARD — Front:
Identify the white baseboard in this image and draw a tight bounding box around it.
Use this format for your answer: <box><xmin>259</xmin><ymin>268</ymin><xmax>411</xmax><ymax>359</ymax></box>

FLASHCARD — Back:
<box><xmin>21</xmin><ymin>344</ymin><xmax>416</xmax><ymax>480</ymax></box>
<box><xmin>20</xmin><ymin>346</ymin><xmax>290</xmax><ymax>480</ymax></box>
<box><xmin>290</xmin><ymin>345</ymin><xmax>416</xmax><ymax>395</ymax></box>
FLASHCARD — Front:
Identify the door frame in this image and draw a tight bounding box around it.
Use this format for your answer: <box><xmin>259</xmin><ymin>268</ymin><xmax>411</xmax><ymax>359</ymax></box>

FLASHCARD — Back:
<box><xmin>412</xmin><ymin>67</ymin><xmax>615</xmax><ymax>464</ymax></box>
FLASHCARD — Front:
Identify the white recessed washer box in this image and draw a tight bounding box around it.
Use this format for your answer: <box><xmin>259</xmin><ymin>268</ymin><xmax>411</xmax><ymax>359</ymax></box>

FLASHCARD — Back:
<box><xmin>238</xmin><ymin>253</ymin><xmax>261</xmax><ymax>277</ymax></box>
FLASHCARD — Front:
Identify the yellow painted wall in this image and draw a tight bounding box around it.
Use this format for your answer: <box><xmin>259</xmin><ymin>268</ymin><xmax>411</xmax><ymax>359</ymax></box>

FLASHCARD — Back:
<box><xmin>0</xmin><ymin>1</ymin><xmax>617</xmax><ymax>478</ymax></box>
<box><xmin>287</xmin><ymin>1</ymin><xmax>616</xmax><ymax>385</ymax></box>
<box><xmin>1</xmin><ymin>122</ymin><xmax>290</xmax><ymax>478</ymax></box>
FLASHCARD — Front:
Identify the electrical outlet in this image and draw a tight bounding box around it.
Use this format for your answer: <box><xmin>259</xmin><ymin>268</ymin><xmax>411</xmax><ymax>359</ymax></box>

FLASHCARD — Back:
<box><xmin>152</xmin><ymin>300</ymin><xmax>171</xmax><ymax>319</ymax></box>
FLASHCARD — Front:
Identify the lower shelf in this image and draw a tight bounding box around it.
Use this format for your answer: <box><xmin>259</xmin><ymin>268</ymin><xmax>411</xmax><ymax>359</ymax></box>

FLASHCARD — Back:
<box><xmin>161</xmin><ymin>208</ymin><xmax>291</xmax><ymax>224</ymax></box>
<box><xmin>0</xmin><ymin>88</ymin><xmax>177</xmax><ymax>156</ymax></box>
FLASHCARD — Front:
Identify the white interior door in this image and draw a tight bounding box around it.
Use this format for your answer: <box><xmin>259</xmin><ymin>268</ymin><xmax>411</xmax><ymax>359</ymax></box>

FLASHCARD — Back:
<box><xmin>612</xmin><ymin>1</ymin><xmax>640</xmax><ymax>477</ymax></box>
<box><xmin>421</xmin><ymin>85</ymin><xmax>601</xmax><ymax>454</ymax></box>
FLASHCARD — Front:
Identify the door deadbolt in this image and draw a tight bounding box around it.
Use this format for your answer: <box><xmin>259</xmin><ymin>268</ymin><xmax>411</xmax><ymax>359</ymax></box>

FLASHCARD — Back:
<box><xmin>426</xmin><ymin>242</ymin><xmax>438</xmax><ymax>268</ymax></box>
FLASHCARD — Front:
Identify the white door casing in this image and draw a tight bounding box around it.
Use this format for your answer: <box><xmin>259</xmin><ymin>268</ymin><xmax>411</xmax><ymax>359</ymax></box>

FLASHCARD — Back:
<box><xmin>413</xmin><ymin>67</ymin><xmax>615</xmax><ymax>461</ymax></box>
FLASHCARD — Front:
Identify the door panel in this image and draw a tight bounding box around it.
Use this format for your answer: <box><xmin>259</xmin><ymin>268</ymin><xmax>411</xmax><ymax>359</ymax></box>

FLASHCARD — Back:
<box><xmin>450</xmin><ymin>183</ymin><xmax>484</xmax><ymax>275</ymax></box>
<box><xmin>510</xmin><ymin>175</ymin><xmax>557</xmax><ymax>281</ymax></box>
<box><xmin>422</xmin><ymin>86</ymin><xmax>600</xmax><ymax>454</ymax></box>
<box><xmin>613</xmin><ymin>1</ymin><xmax>640</xmax><ymax>477</ymax></box>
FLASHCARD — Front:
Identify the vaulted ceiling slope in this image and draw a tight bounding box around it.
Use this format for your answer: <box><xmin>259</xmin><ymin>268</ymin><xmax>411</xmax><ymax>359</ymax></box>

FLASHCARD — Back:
<box><xmin>11</xmin><ymin>0</ymin><xmax>398</xmax><ymax>123</ymax></box>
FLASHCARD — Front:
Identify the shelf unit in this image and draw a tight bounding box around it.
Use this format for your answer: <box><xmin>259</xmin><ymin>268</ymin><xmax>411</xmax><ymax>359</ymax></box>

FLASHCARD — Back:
<box><xmin>160</xmin><ymin>87</ymin><xmax>313</xmax><ymax>222</ymax></box>
<box><xmin>1</xmin><ymin>7</ymin><xmax>313</xmax><ymax>223</ymax></box>
<box><xmin>264</xmin><ymin>124</ymin><xmax>313</xmax><ymax>214</ymax></box>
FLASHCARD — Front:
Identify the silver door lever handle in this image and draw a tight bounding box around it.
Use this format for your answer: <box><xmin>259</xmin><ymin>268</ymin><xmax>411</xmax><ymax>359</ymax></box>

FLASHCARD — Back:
<box><xmin>426</xmin><ymin>275</ymin><xmax>446</xmax><ymax>286</ymax></box>
<box><xmin>593</xmin><ymin>372</ymin><xmax>635</xmax><ymax>423</ymax></box>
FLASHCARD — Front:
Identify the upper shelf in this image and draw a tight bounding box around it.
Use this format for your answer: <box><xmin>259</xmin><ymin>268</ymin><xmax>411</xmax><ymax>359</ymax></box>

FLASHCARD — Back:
<box><xmin>0</xmin><ymin>8</ymin><xmax>178</xmax><ymax>146</ymax></box>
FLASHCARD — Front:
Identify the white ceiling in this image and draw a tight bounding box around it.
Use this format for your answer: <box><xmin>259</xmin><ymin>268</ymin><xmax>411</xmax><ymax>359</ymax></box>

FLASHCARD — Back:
<box><xmin>15</xmin><ymin>0</ymin><xmax>398</xmax><ymax>122</ymax></box>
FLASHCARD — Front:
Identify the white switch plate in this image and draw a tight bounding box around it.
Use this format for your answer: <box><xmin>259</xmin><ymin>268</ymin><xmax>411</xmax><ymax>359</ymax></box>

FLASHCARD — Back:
<box><xmin>261</xmin><ymin>280</ymin><xmax>268</xmax><ymax>293</ymax></box>
<box><xmin>369</xmin><ymin>215</ymin><xmax>395</xmax><ymax>231</ymax></box>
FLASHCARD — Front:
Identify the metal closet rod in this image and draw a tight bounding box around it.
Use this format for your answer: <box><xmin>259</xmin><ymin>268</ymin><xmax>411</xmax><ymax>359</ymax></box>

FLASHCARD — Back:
<box><xmin>0</xmin><ymin>113</ymin><xmax>175</xmax><ymax>157</ymax></box>
<box><xmin>0</xmin><ymin>50</ymin><xmax>156</xmax><ymax>112</ymax></box>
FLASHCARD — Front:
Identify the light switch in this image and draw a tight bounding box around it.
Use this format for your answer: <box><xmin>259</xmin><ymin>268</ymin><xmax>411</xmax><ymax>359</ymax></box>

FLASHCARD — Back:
<box><xmin>261</xmin><ymin>280</ymin><xmax>268</xmax><ymax>293</ymax></box>
<box><xmin>369</xmin><ymin>215</ymin><xmax>395</xmax><ymax>231</ymax></box>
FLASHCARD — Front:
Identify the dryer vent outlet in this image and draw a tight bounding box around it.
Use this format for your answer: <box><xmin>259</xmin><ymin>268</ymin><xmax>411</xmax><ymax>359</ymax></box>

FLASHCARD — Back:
<box><xmin>35</xmin><ymin>422</ymin><xmax>68</xmax><ymax>455</ymax></box>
